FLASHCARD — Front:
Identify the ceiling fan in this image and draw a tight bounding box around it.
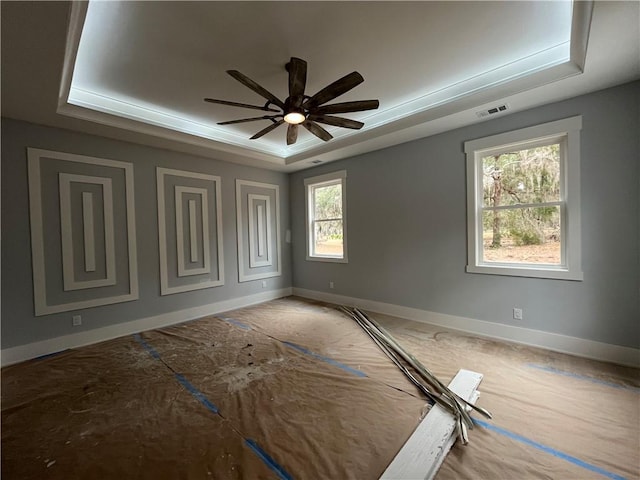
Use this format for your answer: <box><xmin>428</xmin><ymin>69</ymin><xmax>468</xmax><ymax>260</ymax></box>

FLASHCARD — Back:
<box><xmin>204</xmin><ymin>57</ymin><xmax>379</xmax><ymax>145</ymax></box>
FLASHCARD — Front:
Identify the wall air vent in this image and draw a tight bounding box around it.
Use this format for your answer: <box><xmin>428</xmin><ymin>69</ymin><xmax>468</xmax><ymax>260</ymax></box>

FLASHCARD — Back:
<box><xmin>476</xmin><ymin>103</ymin><xmax>510</xmax><ymax>118</ymax></box>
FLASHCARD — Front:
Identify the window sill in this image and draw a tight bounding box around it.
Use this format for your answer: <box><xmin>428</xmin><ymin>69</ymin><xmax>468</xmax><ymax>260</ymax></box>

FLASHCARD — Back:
<box><xmin>466</xmin><ymin>263</ymin><xmax>583</xmax><ymax>281</ymax></box>
<box><xmin>306</xmin><ymin>255</ymin><xmax>348</xmax><ymax>264</ymax></box>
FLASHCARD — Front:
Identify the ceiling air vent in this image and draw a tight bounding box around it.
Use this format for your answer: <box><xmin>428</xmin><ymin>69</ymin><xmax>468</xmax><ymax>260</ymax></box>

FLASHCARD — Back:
<box><xmin>311</xmin><ymin>160</ymin><xmax>323</xmax><ymax>164</ymax></box>
<box><xmin>476</xmin><ymin>103</ymin><xmax>510</xmax><ymax>118</ymax></box>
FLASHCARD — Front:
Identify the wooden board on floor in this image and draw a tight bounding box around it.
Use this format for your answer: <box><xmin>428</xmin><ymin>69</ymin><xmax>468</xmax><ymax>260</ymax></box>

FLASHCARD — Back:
<box><xmin>380</xmin><ymin>369</ymin><xmax>484</xmax><ymax>480</ymax></box>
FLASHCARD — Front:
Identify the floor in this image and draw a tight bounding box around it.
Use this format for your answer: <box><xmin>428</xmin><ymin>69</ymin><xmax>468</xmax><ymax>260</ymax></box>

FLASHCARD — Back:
<box><xmin>2</xmin><ymin>296</ymin><xmax>639</xmax><ymax>479</ymax></box>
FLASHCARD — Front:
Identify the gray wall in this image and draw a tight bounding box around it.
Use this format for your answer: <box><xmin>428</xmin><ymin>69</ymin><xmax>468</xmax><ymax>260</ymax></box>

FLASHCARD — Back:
<box><xmin>3</xmin><ymin>81</ymin><xmax>638</xmax><ymax>351</ymax></box>
<box><xmin>1</xmin><ymin>118</ymin><xmax>292</xmax><ymax>349</ymax></box>
<box><xmin>290</xmin><ymin>81</ymin><xmax>639</xmax><ymax>349</ymax></box>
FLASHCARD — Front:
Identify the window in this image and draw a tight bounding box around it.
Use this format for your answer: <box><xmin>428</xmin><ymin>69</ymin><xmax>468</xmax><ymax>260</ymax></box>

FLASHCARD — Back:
<box><xmin>304</xmin><ymin>170</ymin><xmax>347</xmax><ymax>263</ymax></box>
<box><xmin>465</xmin><ymin>116</ymin><xmax>583</xmax><ymax>280</ymax></box>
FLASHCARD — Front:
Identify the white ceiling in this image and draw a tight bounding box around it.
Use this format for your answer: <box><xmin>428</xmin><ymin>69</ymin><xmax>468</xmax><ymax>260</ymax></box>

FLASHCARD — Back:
<box><xmin>2</xmin><ymin>1</ymin><xmax>639</xmax><ymax>172</ymax></box>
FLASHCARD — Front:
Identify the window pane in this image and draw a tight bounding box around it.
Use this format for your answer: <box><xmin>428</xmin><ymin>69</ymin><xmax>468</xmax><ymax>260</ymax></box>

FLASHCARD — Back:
<box><xmin>314</xmin><ymin>183</ymin><xmax>342</xmax><ymax>221</ymax></box>
<box><xmin>313</xmin><ymin>219</ymin><xmax>343</xmax><ymax>256</ymax></box>
<box><xmin>481</xmin><ymin>206</ymin><xmax>561</xmax><ymax>265</ymax></box>
<box><xmin>482</xmin><ymin>144</ymin><xmax>560</xmax><ymax>207</ymax></box>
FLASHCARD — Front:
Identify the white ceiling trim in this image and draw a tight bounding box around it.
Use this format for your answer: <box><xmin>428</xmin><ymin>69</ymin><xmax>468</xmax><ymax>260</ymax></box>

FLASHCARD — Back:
<box><xmin>67</xmin><ymin>87</ymin><xmax>288</xmax><ymax>156</ymax></box>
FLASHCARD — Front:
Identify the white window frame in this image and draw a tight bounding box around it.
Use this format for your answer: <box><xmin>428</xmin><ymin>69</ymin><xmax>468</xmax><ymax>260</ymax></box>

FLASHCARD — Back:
<box><xmin>464</xmin><ymin>116</ymin><xmax>583</xmax><ymax>281</ymax></box>
<box><xmin>304</xmin><ymin>170</ymin><xmax>348</xmax><ymax>263</ymax></box>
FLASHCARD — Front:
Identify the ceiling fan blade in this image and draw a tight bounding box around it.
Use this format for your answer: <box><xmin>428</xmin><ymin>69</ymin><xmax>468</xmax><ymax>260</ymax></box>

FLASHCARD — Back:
<box><xmin>218</xmin><ymin>115</ymin><xmax>279</xmax><ymax>125</ymax></box>
<box><xmin>287</xmin><ymin>124</ymin><xmax>298</xmax><ymax>145</ymax></box>
<box><xmin>227</xmin><ymin>70</ymin><xmax>286</xmax><ymax>109</ymax></box>
<box><xmin>303</xmin><ymin>71</ymin><xmax>364</xmax><ymax>109</ymax></box>
<box><xmin>307</xmin><ymin>114</ymin><xmax>364</xmax><ymax>130</ymax></box>
<box><xmin>302</xmin><ymin>120</ymin><xmax>333</xmax><ymax>142</ymax></box>
<box><xmin>288</xmin><ymin>57</ymin><xmax>307</xmax><ymax>102</ymax></box>
<box><xmin>312</xmin><ymin>100</ymin><xmax>380</xmax><ymax>115</ymax></box>
<box><xmin>250</xmin><ymin>119</ymin><xmax>285</xmax><ymax>140</ymax></box>
<box><xmin>204</xmin><ymin>98</ymin><xmax>280</xmax><ymax>112</ymax></box>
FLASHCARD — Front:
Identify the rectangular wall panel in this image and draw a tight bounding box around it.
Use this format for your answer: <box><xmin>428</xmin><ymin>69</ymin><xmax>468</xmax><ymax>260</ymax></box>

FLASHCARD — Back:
<box><xmin>157</xmin><ymin>168</ymin><xmax>223</xmax><ymax>295</ymax></box>
<box><xmin>189</xmin><ymin>199</ymin><xmax>198</xmax><ymax>263</ymax></box>
<box><xmin>257</xmin><ymin>205</ymin><xmax>265</xmax><ymax>257</ymax></box>
<box><xmin>175</xmin><ymin>186</ymin><xmax>210</xmax><ymax>278</ymax></box>
<box><xmin>59</xmin><ymin>173</ymin><xmax>116</xmax><ymax>291</ymax></box>
<box><xmin>28</xmin><ymin>148</ymin><xmax>138</xmax><ymax>315</ymax></box>
<box><xmin>82</xmin><ymin>192</ymin><xmax>96</xmax><ymax>272</ymax></box>
<box><xmin>248</xmin><ymin>194</ymin><xmax>272</xmax><ymax>268</ymax></box>
<box><xmin>236</xmin><ymin>180</ymin><xmax>281</xmax><ymax>282</ymax></box>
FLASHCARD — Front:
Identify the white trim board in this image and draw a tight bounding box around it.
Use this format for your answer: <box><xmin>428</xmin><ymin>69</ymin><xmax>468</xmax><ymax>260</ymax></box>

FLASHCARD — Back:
<box><xmin>292</xmin><ymin>288</ymin><xmax>640</xmax><ymax>368</ymax></box>
<box><xmin>0</xmin><ymin>288</ymin><xmax>292</xmax><ymax>367</ymax></box>
<box><xmin>380</xmin><ymin>369</ymin><xmax>483</xmax><ymax>480</ymax></box>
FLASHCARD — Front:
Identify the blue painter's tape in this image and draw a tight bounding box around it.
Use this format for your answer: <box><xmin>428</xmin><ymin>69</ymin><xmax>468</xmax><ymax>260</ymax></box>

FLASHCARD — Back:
<box><xmin>527</xmin><ymin>364</ymin><xmax>640</xmax><ymax>393</ymax></box>
<box><xmin>174</xmin><ymin>373</ymin><xmax>219</xmax><ymax>414</ymax></box>
<box><xmin>134</xmin><ymin>334</ymin><xmax>219</xmax><ymax>414</ymax></box>
<box><xmin>283</xmin><ymin>341</ymin><xmax>367</xmax><ymax>378</ymax></box>
<box><xmin>473</xmin><ymin>418</ymin><xmax>627</xmax><ymax>480</ymax></box>
<box><xmin>245</xmin><ymin>439</ymin><xmax>293</xmax><ymax>480</ymax></box>
<box><xmin>134</xmin><ymin>332</ymin><xmax>293</xmax><ymax>477</ymax></box>
<box><xmin>133</xmin><ymin>333</ymin><xmax>161</xmax><ymax>360</ymax></box>
<box><xmin>34</xmin><ymin>350</ymin><xmax>69</xmax><ymax>361</ymax></box>
<box><xmin>220</xmin><ymin>317</ymin><xmax>252</xmax><ymax>330</ymax></box>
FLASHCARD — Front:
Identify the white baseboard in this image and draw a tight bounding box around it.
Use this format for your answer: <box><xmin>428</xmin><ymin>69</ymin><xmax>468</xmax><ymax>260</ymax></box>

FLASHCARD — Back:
<box><xmin>293</xmin><ymin>288</ymin><xmax>640</xmax><ymax>368</ymax></box>
<box><xmin>1</xmin><ymin>288</ymin><xmax>292</xmax><ymax>367</ymax></box>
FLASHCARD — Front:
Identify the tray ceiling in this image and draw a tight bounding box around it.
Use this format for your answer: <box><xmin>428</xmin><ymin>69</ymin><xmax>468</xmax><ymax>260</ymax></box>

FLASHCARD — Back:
<box><xmin>3</xmin><ymin>1</ymin><xmax>639</xmax><ymax>171</ymax></box>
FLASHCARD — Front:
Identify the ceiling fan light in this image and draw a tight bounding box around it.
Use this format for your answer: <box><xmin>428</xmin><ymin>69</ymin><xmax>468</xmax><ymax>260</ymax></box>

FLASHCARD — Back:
<box><xmin>284</xmin><ymin>111</ymin><xmax>306</xmax><ymax>124</ymax></box>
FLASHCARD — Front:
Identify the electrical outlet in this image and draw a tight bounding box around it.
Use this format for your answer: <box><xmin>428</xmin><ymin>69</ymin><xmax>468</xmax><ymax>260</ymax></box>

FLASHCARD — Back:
<box><xmin>261</xmin><ymin>280</ymin><xmax>267</xmax><ymax>288</ymax></box>
<box><xmin>513</xmin><ymin>308</ymin><xmax>523</xmax><ymax>320</ymax></box>
<box><xmin>72</xmin><ymin>315</ymin><xmax>82</xmax><ymax>326</ymax></box>
<box><xmin>329</xmin><ymin>281</ymin><xmax>334</xmax><ymax>289</ymax></box>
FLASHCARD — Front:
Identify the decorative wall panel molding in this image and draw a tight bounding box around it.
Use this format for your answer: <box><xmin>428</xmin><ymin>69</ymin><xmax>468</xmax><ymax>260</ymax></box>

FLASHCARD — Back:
<box><xmin>175</xmin><ymin>186</ymin><xmax>211</xmax><ymax>278</ymax></box>
<box><xmin>59</xmin><ymin>173</ymin><xmax>116</xmax><ymax>290</ymax></box>
<box><xmin>157</xmin><ymin>168</ymin><xmax>224</xmax><ymax>295</ymax></box>
<box><xmin>27</xmin><ymin>148</ymin><xmax>139</xmax><ymax>315</ymax></box>
<box><xmin>248</xmin><ymin>194</ymin><xmax>272</xmax><ymax>268</ymax></box>
<box><xmin>236</xmin><ymin>180</ymin><xmax>281</xmax><ymax>282</ymax></box>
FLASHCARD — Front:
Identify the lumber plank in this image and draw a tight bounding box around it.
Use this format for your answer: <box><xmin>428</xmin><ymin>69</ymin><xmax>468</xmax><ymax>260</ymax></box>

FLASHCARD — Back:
<box><xmin>380</xmin><ymin>369</ymin><xmax>484</xmax><ymax>480</ymax></box>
